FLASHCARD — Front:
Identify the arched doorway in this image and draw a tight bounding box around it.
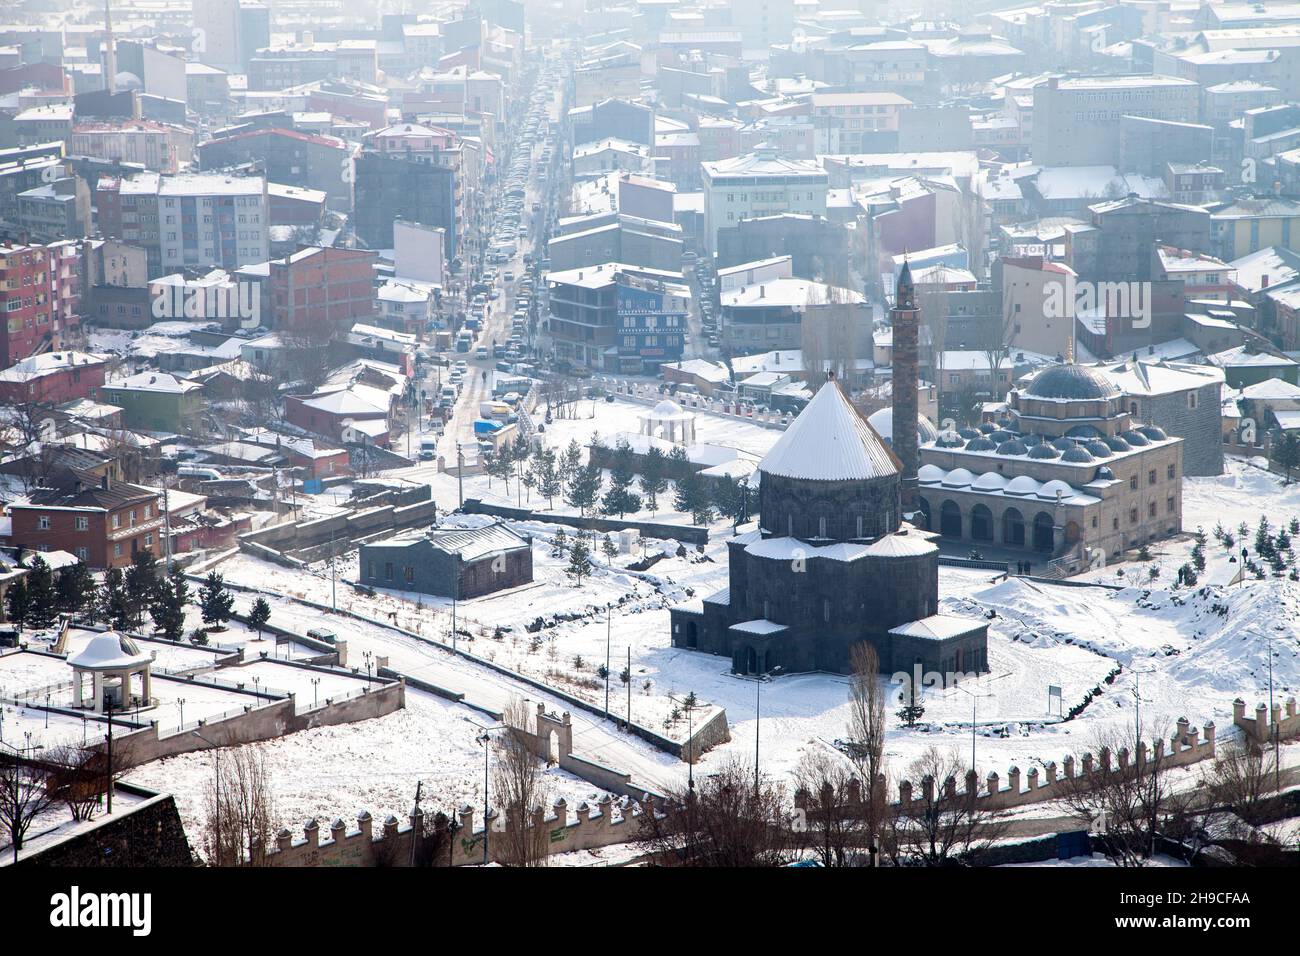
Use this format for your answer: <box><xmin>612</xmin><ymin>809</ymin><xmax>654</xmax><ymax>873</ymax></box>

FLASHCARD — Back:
<box><xmin>1033</xmin><ymin>512</ymin><xmax>1055</xmax><ymax>551</ymax></box>
<box><xmin>686</xmin><ymin>620</ymin><xmax>698</xmax><ymax>648</ymax></box>
<box><xmin>970</xmin><ymin>504</ymin><xmax>994</xmax><ymax>542</ymax></box>
<box><xmin>939</xmin><ymin>500</ymin><xmax>962</xmax><ymax>538</ymax></box>
<box><xmin>1002</xmin><ymin>507</ymin><xmax>1025</xmax><ymax>547</ymax></box>
<box><xmin>917</xmin><ymin>498</ymin><xmax>932</xmax><ymax>531</ymax></box>
<box><xmin>744</xmin><ymin>646</ymin><xmax>758</xmax><ymax>675</ymax></box>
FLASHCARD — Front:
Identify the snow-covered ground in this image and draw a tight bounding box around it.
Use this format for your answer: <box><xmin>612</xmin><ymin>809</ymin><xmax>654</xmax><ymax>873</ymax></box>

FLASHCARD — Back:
<box><xmin>99</xmin><ymin>453</ymin><xmax>1300</xmax><ymax>852</ymax></box>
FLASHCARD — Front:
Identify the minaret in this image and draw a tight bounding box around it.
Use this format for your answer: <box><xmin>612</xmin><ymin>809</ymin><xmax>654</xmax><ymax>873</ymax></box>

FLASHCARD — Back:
<box><xmin>104</xmin><ymin>0</ymin><xmax>117</xmax><ymax>94</ymax></box>
<box><xmin>892</xmin><ymin>259</ymin><xmax>920</xmax><ymax>511</ymax></box>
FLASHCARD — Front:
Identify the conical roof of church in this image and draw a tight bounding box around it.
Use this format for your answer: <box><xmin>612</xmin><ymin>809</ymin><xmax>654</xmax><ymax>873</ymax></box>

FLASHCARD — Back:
<box><xmin>759</xmin><ymin>381</ymin><xmax>900</xmax><ymax>482</ymax></box>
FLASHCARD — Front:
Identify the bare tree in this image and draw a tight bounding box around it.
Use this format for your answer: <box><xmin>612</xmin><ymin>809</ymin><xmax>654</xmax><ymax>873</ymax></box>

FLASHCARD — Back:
<box><xmin>492</xmin><ymin>697</ymin><xmax>550</xmax><ymax>867</ymax></box>
<box><xmin>637</xmin><ymin>757</ymin><xmax>800</xmax><ymax>866</ymax></box>
<box><xmin>1060</xmin><ymin>724</ymin><xmax>1190</xmax><ymax>867</ymax></box>
<box><xmin>0</xmin><ymin>752</ymin><xmax>57</xmax><ymax>863</ymax></box>
<box><xmin>1201</xmin><ymin>741</ymin><xmax>1278</xmax><ymax>830</ymax></box>
<box><xmin>845</xmin><ymin>641</ymin><xmax>888</xmax><ymax>862</ymax></box>
<box><xmin>202</xmin><ymin>746</ymin><xmax>278</xmax><ymax>867</ymax></box>
<box><xmin>888</xmin><ymin>746</ymin><xmax>1007</xmax><ymax>866</ymax></box>
<box><xmin>43</xmin><ymin>743</ymin><xmax>110</xmax><ymax>823</ymax></box>
<box><xmin>793</xmin><ymin>750</ymin><xmax>869</xmax><ymax>866</ymax></box>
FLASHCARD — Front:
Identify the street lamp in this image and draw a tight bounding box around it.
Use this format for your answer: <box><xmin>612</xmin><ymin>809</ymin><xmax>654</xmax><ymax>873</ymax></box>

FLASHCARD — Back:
<box><xmin>177</xmin><ymin>697</ymin><xmax>186</xmax><ymax>730</ymax></box>
<box><xmin>311</xmin><ymin>677</ymin><xmax>320</xmax><ymax>708</ymax></box>
<box><xmin>953</xmin><ymin>681</ymin><xmax>996</xmax><ymax>777</ymax></box>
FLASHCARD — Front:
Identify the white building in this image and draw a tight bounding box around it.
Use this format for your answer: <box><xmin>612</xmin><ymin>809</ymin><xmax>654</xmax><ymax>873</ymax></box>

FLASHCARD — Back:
<box><xmin>701</xmin><ymin>144</ymin><xmax>829</xmax><ymax>256</ymax></box>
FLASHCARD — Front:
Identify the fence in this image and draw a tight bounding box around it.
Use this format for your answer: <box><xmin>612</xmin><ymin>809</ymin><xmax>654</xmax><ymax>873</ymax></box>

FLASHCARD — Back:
<box><xmin>462</xmin><ymin>498</ymin><xmax>710</xmax><ymax>546</ymax></box>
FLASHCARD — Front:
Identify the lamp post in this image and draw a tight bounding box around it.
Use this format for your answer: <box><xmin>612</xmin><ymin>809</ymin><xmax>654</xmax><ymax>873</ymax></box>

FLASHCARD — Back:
<box><xmin>604</xmin><ymin>603</ymin><xmax>611</xmax><ymax>720</ymax></box>
<box><xmin>953</xmin><ymin>682</ymin><xmax>995</xmax><ymax>777</ymax></box>
<box><xmin>363</xmin><ymin>651</ymin><xmax>374</xmax><ymax>685</ymax></box>
<box><xmin>177</xmin><ymin>697</ymin><xmax>186</xmax><ymax>730</ymax></box>
<box><xmin>311</xmin><ymin>677</ymin><xmax>320</xmax><ymax>708</ymax></box>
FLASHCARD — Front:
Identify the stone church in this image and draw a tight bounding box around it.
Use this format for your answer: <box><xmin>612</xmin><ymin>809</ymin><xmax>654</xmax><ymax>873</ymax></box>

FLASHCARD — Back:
<box><xmin>668</xmin><ymin>374</ymin><xmax>989</xmax><ymax>676</ymax></box>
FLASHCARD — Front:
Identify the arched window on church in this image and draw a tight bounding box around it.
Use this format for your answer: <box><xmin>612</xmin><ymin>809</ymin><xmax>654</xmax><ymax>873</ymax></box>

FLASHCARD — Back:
<box><xmin>856</xmin><ymin>515</ymin><xmax>864</xmax><ymax>538</ymax></box>
<box><xmin>787</xmin><ymin>515</ymin><xmax>793</xmax><ymax>536</ymax></box>
<box><xmin>823</xmin><ymin>598</ymin><xmax>830</xmax><ymax>622</ymax></box>
<box><xmin>819</xmin><ymin>516</ymin><xmax>827</xmax><ymax>537</ymax></box>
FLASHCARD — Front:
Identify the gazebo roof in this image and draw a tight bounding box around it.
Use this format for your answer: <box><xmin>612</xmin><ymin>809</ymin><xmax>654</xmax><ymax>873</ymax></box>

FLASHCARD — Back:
<box><xmin>644</xmin><ymin>399</ymin><xmax>692</xmax><ymax>421</ymax></box>
<box><xmin>67</xmin><ymin>632</ymin><xmax>152</xmax><ymax>671</ymax></box>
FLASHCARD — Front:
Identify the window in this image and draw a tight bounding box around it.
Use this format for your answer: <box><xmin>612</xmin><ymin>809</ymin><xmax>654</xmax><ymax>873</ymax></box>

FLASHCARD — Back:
<box><xmin>823</xmin><ymin>598</ymin><xmax>831</xmax><ymax>622</ymax></box>
<box><xmin>76</xmin><ymin>547</ymin><xmax>88</xmax><ymax>561</ymax></box>
<box><xmin>1187</xmin><ymin>392</ymin><xmax>1198</xmax><ymax>410</ymax></box>
<box><xmin>1148</xmin><ymin>502</ymin><xmax>1156</xmax><ymax>518</ymax></box>
<box><xmin>404</xmin><ymin>566</ymin><xmax>414</xmax><ymax>583</ymax></box>
<box><xmin>112</xmin><ymin>513</ymin><xmax>121</xmax><ymax>529</ymax></box>
<box><xmin>1167</xmin><ymin>463</ymin><xmax>1176</xmax><ymax>480</ymax></box>
<box><xmin>385</xmin><ymin>562</ymin><xmax>394</xmax><ymax>581</ymax></box>
<box><xmin>1148</xmin><ymin>469</ymin><xmax>1157</xmax><ymax>485</ymax></box>
<box><xmin>114</xmin><ymin>543</ymin><xmax>123</xmax><ymax>557</ymax></box>
<box><xmin>1130</xmin><ymin>507</ymin><xmax>1138</xmax><ymax>524</ymax></box>
<box><xmin>144</xmin><ymin>533</ymin><xmax>153</xmax><ymax>548</ymax></box>
<box><xmin>1129</xmin><ymin>475</ymin><xmax>1138</xmax><ymax>491</ymax></box>
<box><xmin>75</xmin><ymin>516</ymin><xmax>88</xmax><ymax>531</ymax></box>
<box><xmin>38</xmin><ymin>515</ymin><xmax>50</xmax><ymax>530</ymax></box>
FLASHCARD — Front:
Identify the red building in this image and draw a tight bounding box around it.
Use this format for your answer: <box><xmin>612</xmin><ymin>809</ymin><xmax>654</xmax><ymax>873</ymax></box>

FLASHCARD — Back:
<box><xmin>267</xmin><ymin>246</ymin><xmax>377</xmax><ymax>333</ymax></box>
<box><xmin>0</xmin><ymin>350</ymin><xmax>108</xmax><ymax>404</ymax></box>
<box><xmin>0</xmin><ymin>241</ymin><xmax>58</xmax><ymax>365</ymax></box>
<box><xmin>8</xmin><ymin>468</ymin><xmax>163</xmax><ymax>568</ymax></box>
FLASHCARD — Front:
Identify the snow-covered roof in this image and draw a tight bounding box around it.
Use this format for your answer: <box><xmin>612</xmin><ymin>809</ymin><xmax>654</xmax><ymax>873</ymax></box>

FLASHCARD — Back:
<box><xmin>888</xmin><ymin>615</ymin><xmax>986</xmax><ymax>640</ymax></box>
<box><xmin>67</xmin><ymin>632</ymin><xmax>152</xmax><ymax>671</ymax></box>
<box><xmin>758</xmin><ymin>382</ymin><xmax>898</xmax><ymax>483</ymax></box>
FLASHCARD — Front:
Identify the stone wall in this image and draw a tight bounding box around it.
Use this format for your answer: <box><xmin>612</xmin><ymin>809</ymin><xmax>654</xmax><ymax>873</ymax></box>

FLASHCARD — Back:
<box><xmin>1234</xmin><ymin>696</ymin><xmax>1300</xmax><ymax>745</ymax></box>
<box><xmin>10</xmin><ymin>784</ymin><xmax>194</xmax><ymax>867</ymax></box>
<box><xmin>1143</xmin><ymin>382</ymin><xmax>1223</xmax><ymax>477</ymax></box>
<box><xmin>237</xmin><ymin>493</ymin><xmax>438</xmax><ymax>564</ymax></box>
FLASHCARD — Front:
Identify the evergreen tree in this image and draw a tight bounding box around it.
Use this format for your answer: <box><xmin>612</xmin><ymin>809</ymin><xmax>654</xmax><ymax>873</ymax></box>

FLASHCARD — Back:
<box><xmin>1212</xmin><ymin>521</ymin><xmax>1227</xmax><ymax>545</ymax></box>
<box><xmin>1291</xmin><ymin>517</ymin><xmax>1300</xmax><ymax>537</ymax></box>
<box><xmin>55</xmin><ymin>560</ymin><xmax>97</xmax><ymax>619</ymax></box>
<box><xmin>567</xmin><ymin>531</ymin><xmax>594</xmax><ymax>586</ymax></box>
<box><xmin>1191</xmin><ymin>538</ymin><xmax>1206</xmax><ymax>573</ymax></box>
<box><xmin>1275</xmin><ymin>431</ymin><xmax>1300</xmax><ymax>484</ymax></box>
<box><xmin>248</xmin><ymin>597</ymin><xmax>272</xmax><ymax>638</ymax></box>
<box><xmin>897</xmin><ymin>679</ymin><xmax>925</xmax><ymax>728</ymax></box>
<box><xmin>4</xmin><ymin>579</ymin><xmax>29</xmax><ymax>632</ymax></box>
<box><xmin>601</xmin><ymin>442</ymin><xmax>641</xmax><ymax>517</ymax></box>
<box><xmin>124</xmin><ymin>549</ymin><xmax>161</xmax><ymax>630</ymax></box>
<box><xmin>639</xmin><ymin>445</ymin><xmax>668</xmax><ymax>513</ymax></box>
<box><xmin>530</xmin><ymin>446</ymin><xmax>562</xmax><ymax>509</ymax></box>
<box><xmin>551</xmin><ymin>528</ymin><xmax>569</xmax><ymax>557</ymax></box>
<box><xmin>713</xmin><ymin>476</ymin><xmax>749</xmax><ymax>531</ymax></box>
<box><xmin>149</xmin><ymin>566</ymin><xmax>189</xmax><ymax>641</ymax></box>
<box><xmin>674</xmin><ymin>467</ymin><xmax>714</xmax><ymax>525</ymax></box>
<box><xmin>23</xmin><ymin>556</ymin><xmax>58</xmax><ymax>629</ymax></box>
<box><xmin>102</xmin><ymin>567</ymin><xmax>130</xmax><ymax>631</ymax></box>
<box><xmin>559</xmin><ymin>439</ymin><xmax>583</xmax><ymax>491</ymax></box>
<box><xmin>601</xmin><ymin>533</ymin><xmax>618</xmax><ymax>566</ymax></box>
<box><xmin>565</xmin><ymin>462</ymin><xmax>602</xmax><ymax>516</ymax></box>
<box><xmin>1256</xmin><ymin>517</ymin><xmax>1275</xmax><ymax>558</ymax></box>
<box><xmin>198</xmin><ymin>571</ymin><xmax>235</xmax><ymax>628</ymax></box>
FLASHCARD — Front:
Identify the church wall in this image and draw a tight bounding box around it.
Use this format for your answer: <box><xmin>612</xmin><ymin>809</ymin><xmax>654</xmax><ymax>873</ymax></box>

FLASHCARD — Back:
<box><xmin>759</xmin><ymin>472</ymin><xmax>902</xmax><ymax>541</ymax></box>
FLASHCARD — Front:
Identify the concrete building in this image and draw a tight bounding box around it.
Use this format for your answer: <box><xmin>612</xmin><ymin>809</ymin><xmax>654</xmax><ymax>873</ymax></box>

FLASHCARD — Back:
<box><xmin>701</xmin><ymin>145</ymin><xmax>829</xmax><ymax>256</ymax></box>
<box><xmin>1031</xmin><ymin>74</ymin><xmax>1200</xmax><ymax>167</ymax></box>
<box><xmin>359</xmin><ymin>523</ymin><xmax>532</xmax><ymax>599</ymax></box>
<box><xmin>719</xmin><ymin>276</ymin><xmax>867</xmax><ymax>354</ymax></box>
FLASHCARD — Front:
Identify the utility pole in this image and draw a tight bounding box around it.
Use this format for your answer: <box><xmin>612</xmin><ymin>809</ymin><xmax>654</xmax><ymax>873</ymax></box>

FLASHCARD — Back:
<box><xmin>457</xmin><ymin>443</ymin><xmax>465</xmax><ymax>508</ymax></box>
<box><xmin>626</xmin><ymin>646</ymin><xmax>631</xmax><ymax>728</ymax></box>
<box><xmin>1269</xmin><ymin>632</ymin><xmax>1280</xmax><ymax>792</ymax></box>
<box><xmin>604</xmin><ymin>604</ymin><xmax>611</xmax><ymax>719</ymax></box>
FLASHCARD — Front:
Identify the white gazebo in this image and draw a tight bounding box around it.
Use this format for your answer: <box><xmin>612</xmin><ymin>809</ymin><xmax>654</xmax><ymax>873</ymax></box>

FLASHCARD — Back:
<box><xmin>639</xmin><ymin>399</ymin><xmax>696</xmax><ymax>445</ymax></box>
<box><xmin>67</xmin><ymin>632</ymin><xmax>154</xmax><ymax>713</ymax></box>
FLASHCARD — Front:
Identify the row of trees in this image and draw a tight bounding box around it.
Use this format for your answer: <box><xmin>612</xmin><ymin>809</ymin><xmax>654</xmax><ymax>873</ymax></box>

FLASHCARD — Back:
<box><xmin>3</xmin><ymin>552</ymin><xmax>264</xmax><ymax>645</ymax></box>
<box><xmin>485</xmin><ymin>434</ymin><xmax>759</xmax><ymax>528</ymax></box>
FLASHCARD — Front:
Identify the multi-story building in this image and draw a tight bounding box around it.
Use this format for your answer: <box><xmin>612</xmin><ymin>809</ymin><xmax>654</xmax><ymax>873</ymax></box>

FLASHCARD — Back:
<box><xmin>262</xmin><ymin>247</ymin><xmax>378</xmax><ymax>334</ymax></box>
<box><xmin>545</xmin><ymin>262</ymin><xmax>687</xmax><ymax>372</ymax></box>
<box><xmin>0</xmin><ymin>350</ymin><xmax>107</xmax><ymax>404</ymax></box>
<box><xmin>720</xmin><ymin>277</ymin><xmax>867</xmax><ymax>354</ymax></box>
<box><xmin>97</xmin><ymin>171</ymin><xmax>269</xmax><ymax>275</ymax></box>
<box><xmin>354</xmin><ymin>144</ymin><xmax>459</xmax><ymax>254</ymax></box>
<box><xmin>9</xmin><ymin>468</ymin><xmax>163</xmax><ymax>568</ymax></box>
<box><xmin>701</xmin><ymin>145</ymin><xmax>829</xmax><ymax>256</ymax></box>
<box><xmin>16</xmin><ymin>175</ymin><xmax>90</xmax><ymax>242</ymax></box>
<box><xmin>0</xmin><ymin>241</ymin><xmax>57</xmax><ymax>365</ymax></box>
<box><xmin>809</xmin><ymin>92</ymin><xmax>912</xmax><ymax>153</ymax></box>
<box><xmin>1031</xmin><ymin>75</ymin><xmax>1200</xmax><ymax>167</ymax></box>
<box><xmin>197</xmin><ymin>126</ymin><xmax>354</xmax><ymax>211</ymax></box>
<box><xmin>69</xmin><ymin>121</ymin><xmax>194</xmax><ymax>173</ymax></box>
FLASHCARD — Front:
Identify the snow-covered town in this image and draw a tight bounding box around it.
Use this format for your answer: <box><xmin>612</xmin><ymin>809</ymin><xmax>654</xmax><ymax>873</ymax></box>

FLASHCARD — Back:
<box><xmin>0</xmin><ymin>0</ymin><xmax>1299</xmax><ymax>927</ymax></box>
